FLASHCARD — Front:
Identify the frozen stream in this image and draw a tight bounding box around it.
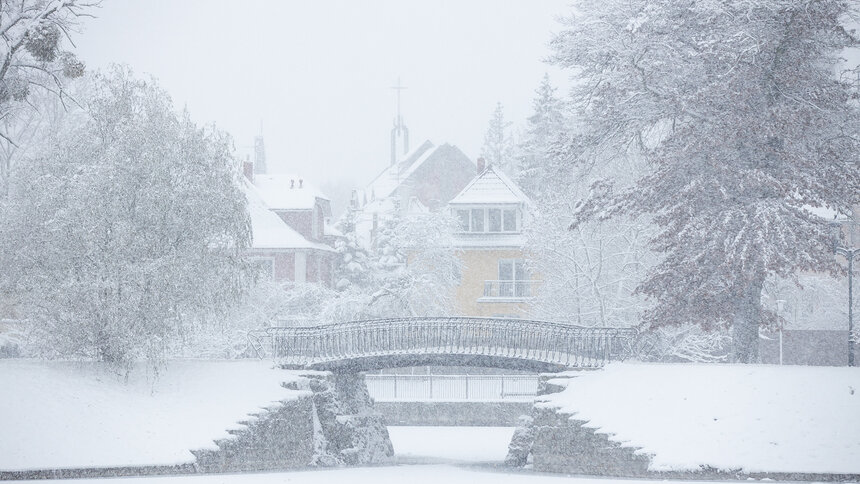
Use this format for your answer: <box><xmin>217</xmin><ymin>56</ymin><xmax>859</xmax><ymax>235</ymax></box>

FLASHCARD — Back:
<box><xmin>31</xmin><ymin>427</ymin><xmax>804</xmax><ymax>484</ymax></box>
<box><xmin>388</xmin><ymin>426</ymin><xmax>517</xmax><ymax>464</ymax></box>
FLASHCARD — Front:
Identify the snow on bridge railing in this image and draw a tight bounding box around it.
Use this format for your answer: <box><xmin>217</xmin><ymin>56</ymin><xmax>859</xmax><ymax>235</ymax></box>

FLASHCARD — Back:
<box><xmin>253</xmin><ymin>317</ymin><xmax>636</xmax><ymax>369</ymax></box>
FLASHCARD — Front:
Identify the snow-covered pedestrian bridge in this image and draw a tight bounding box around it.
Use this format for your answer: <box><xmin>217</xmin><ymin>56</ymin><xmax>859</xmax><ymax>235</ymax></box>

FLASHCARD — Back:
<box><xmin>253</xmin><ymin>317</ymin><xmax>635</xmax><ymax>372</ymax></box>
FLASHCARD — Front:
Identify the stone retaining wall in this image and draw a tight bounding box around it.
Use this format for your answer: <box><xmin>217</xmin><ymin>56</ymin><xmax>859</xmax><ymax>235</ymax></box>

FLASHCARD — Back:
<box><xmin>195</xmin><ymin>371</ymin><xmax>393</xmax><ymax>472</ymax></box>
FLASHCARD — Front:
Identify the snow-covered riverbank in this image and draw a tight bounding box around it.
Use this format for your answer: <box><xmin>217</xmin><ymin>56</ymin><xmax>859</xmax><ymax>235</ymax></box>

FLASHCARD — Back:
<box><xmin>538</xmin><ymin>363</ymin><xmax>860</xmax><ymax>474</ymax></box>
<box><xmin>0</xmin><ymin>360</ymin><xmax>306</xmax><ymax>471</ymax></box>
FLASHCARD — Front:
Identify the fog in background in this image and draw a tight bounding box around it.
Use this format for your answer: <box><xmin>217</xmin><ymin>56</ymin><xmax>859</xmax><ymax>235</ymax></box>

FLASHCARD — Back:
<box><xmin>75</xmin><ymin>0</ymin><xmax>570</xmax><ymax>194</ymax></box>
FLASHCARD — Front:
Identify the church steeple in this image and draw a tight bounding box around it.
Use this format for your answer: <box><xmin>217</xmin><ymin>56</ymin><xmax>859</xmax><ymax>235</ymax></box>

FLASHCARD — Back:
<box><xmin>390</xmin><ymin>77</ymin><xmax>409</xmax><ymax>166</ymax></box>
<box><xmin>254</xmin><ymin>122</ymin><xmax>267</xmax><ymax>175</ymax></box>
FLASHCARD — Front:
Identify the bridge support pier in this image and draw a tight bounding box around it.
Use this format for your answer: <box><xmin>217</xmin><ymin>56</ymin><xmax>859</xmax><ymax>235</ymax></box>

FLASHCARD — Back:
<box><xmin>505</xmin><ymin>373</ymin><xmax>650</xmax><ymax>476</ymax></box>
<box><xmin>302</xmin><ymin>372</ymin><xmax>394</xmax><ymax>466</ymax></box>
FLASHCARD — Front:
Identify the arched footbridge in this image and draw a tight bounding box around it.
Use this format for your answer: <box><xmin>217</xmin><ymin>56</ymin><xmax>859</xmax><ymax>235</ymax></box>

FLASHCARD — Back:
<box><xmin>250</xmin><ymin>317</ymin><xmax>636</xmax><ymax>372</ymax></box>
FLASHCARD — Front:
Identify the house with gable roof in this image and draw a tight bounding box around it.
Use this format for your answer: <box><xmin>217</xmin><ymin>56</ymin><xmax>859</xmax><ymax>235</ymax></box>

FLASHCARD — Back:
<box><xmin>349</xmin><ymin>139</ymin><xmax>475</xmax><ymax>248</ymax></box>
<box><xmin>241</xmin><ymin>158</ymin><xmax>337</xmax><ymax>286</ymax></box>
<box><xmin>448</xmin><ymin>160</ymin><xmax>539</xmax><ymax>318</ymax></box>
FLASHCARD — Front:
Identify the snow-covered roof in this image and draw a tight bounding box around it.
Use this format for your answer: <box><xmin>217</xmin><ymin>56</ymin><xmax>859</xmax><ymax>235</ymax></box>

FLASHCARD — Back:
<box><xmin>363</xmin><ymin>140</ymin><xmax>435</xmax><ymax>201</ymax></box>
<box><xmin>449</xmin><ymin>164</ymin><xmax>532</xmax><ymax>206</ymax></box>
<box><xmin>244</xmin><ymin>181</ymin><xmax>334</xmax><ymax>252</ymax></box>
<box><xmin>324</xmin><ymin>218</ymin><xmax>344</xmax><ymax>238</ymax></box>
<box><xmin>252</xmin><ymin>174</ymin><xmax>328</xmax><ymax>211</ymax></box>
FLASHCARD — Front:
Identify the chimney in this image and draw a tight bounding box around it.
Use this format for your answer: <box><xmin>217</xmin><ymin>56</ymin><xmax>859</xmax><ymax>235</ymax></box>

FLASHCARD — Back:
<box><xmin>253</xmin><ymin>135</ymin><xmax>267</xmax><ymax>174</ymax></box>
<box><xmin>243</xmin><ymin>155</ymin><xmax>253</xmax><ymax>182</ymax></box>
<box><xmin>290</xmin><ymin>179</ymin><xmax>295</xmax><ymax>189</ymax></box>
<box><xmin>476</xmin><ymin>157</ymin><xmax>486</xmax><ymax>174</ymax></box>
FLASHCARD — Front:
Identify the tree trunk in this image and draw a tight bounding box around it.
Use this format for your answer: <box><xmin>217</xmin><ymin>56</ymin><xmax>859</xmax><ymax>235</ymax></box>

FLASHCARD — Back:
<box><xmin>730</xmin><ymin>278</ymin><xmax>763</xmax><ymax>363</ymax></box>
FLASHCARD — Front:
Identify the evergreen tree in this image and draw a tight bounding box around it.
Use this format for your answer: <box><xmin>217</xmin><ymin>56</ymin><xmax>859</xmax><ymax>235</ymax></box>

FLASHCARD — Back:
<box><xmin>333</xmin><ymin>203</ymin><xmax>460</xmax><ymax>317</ymax></box>
<box><xmin>515</xmin><ymin>74</ymin><xmax>566</xmax><ymax>198</ymax></box>
<box><xmin>480</xmin><ymin>102</ymin><xmax>515</xmax><ymax>175</ymax></box>
<box><xmin>553</xmin><ymin>0</ymin><xmax>860</xmax><ymax>362</ymax></box>
<box><xmin>333</xmin><ymin>208</ymin><xmax>373</xmax><ymax>291</ymax></box>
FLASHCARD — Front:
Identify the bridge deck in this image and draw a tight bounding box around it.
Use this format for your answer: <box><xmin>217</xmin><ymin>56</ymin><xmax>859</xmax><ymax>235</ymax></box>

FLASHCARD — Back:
<box><xmin>252</xmin><ymin>317</ymin><xmax>635</xmax><ymax>371</ymax></box>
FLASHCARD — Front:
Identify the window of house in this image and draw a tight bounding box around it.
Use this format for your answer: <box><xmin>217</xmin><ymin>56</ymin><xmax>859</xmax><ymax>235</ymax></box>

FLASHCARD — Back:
<box><xmin>253</xmin><ymin>259</ymin><xmax>275</xmax><ymax>279</ymax></box>
<box><xmin>456</xmin><ymin>209</ymin><xmax>470</xmax><ymax>232</ymax></box>
<box><xmin>498</xmin><ymin>259</ymin><xmax>529</xmax><ymax>297</ymax></box>
<box><xmin>498</xmin><ymin>259</ymin><xmax>527</xmax><ymax>279</ymax></box>
<box><xmin>470</xmin><ymin>208</ymin><xmax>484</xmax><ymax>232</ymax></box>
<box><xmin>503</xmin><ymin>209</ymin><xmax>517</xmax><ymax>231</ymax></box>
<box><xmin>488</xmin><ymin>208</ymin><xmax>502</xmax><ymax>232</ymax></box>
<box><xmin>454</xmin><ymin>207</ymin><xmax>518</xmax><ymax>233</ymax></box>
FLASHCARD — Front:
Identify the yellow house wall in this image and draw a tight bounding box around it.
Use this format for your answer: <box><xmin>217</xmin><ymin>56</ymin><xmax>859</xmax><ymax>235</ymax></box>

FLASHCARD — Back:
<box><xmin>454</xmin><ymin>248</ymin><xmax>532</xmax><ymax>318</ymax></box>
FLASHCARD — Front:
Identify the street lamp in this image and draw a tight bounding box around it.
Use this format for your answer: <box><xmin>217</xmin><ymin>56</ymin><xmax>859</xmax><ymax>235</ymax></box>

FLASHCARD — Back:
<box><xmin>834</xmin><ymin>246</ymin><xmax>859</xmax><ymax>367</ymax></box>
<box><xmin>832</xmin><ymin>221</ymin><xmax>859</xmax><ymax>367</ymax></box>
<box><xmin>775</xmin><ymin>299</ymin><xmax>786</xmax><ymax>365</ymax></box>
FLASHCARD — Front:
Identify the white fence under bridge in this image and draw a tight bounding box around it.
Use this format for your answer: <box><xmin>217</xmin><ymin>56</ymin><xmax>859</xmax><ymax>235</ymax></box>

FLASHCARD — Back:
<box><xmin>365</xmin><ymin>374</ymin><xmax>539</xmax><ymax>402</ymax></box>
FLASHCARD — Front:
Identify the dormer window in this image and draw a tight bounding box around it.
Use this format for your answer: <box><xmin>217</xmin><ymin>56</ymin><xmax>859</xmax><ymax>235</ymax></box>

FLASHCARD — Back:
<box><xmin>471</xmin><ymin>209</ymin><xmax>484</xmax><ymax>232</ymax></box>
<box><xmin>503</xmin><ymin>209</ymin><xmax>516</xmax><ymax>231</ymax></box>
<box><xmin>454</xmin><ymin>206</ymin><xmax>519</xmax><ymax>233</ymax></box>
<box><xmin>457</xmin><ymin>210</ymin><xmax>469</xmax><ymax>231</ymax></box>
<box><xmin>489</xmin><ymin>209</ymin><xmax>502</xmax><ymax>232</ymax></box>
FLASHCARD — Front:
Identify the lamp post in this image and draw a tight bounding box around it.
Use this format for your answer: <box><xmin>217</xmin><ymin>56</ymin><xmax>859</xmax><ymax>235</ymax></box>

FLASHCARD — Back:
<box><xmin>834</xmin><ymin>246</ymin><xmax>859</xmax><ymax>367</ymax></box>
<box><xmin>775</xmin><ymin>299</ymin><xmax>786</xmax><ymax>365</ymax></box>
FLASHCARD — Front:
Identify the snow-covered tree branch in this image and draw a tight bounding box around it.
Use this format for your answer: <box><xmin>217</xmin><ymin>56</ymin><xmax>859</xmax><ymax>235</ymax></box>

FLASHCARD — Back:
<box><xmin>0</xmin><ymin>66</ymin><xmax>251</xmax><ymax>372</ymax></box>
<box><xmin>551</xmin><ymin>0</ymin><xmax>860</xmax><ymax>362</ymax></box>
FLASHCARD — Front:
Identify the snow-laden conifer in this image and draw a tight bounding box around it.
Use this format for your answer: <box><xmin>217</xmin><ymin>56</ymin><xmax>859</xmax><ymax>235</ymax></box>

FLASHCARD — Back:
<box><xmin>552</xmin><ymin>0</ymin><xmax>860</xmax><ymax>362</ymax></box>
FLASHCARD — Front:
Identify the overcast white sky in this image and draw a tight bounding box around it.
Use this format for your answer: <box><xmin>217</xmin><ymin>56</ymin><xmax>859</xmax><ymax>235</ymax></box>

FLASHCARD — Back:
<box><xmin>74</xmin><ymin>0</ymin><xmax>571</xmax><ymax>190</ymax></box>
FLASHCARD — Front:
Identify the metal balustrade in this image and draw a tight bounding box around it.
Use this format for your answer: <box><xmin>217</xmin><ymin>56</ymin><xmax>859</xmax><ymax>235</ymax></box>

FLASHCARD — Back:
<box><xmin>482</xmin><ymin>280</ymin><xmax>541</xmax><ymax>298</ymax></box>
<box><xmin>254</xmin><ymin>317</ymin><xmax>635</xmax><ymax>370</ymax></box>
<box><xmin>365</xmin><ymin>374</ymin><xmax>539</xmax><ymax>402</ymax></box>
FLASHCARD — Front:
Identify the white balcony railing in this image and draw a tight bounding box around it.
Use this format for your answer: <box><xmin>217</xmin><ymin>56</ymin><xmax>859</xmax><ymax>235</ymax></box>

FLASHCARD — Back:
<box><xmin>366</xmin><ymin>374</ymin><xmax>539</xmax><ymax>402</ymax></box>
<box><xmin>482</xmin><ymin>280</ymin><xmax>540</xmax><ymax>299</ymax></box>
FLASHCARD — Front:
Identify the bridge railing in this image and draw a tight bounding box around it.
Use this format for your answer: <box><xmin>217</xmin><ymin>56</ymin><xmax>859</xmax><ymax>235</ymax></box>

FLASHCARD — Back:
<box><xmin>482</xmin><ymin>280</ymin><xmax>541</xmax><ymax>298</ymax></box>
<box><xmin>260</xmin><ymin>317</ymin><xmax>636</xmax><ymax>369</ymax></box>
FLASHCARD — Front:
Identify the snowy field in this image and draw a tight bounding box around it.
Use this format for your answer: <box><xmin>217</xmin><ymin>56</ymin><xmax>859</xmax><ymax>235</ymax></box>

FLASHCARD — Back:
<box><xmin>0</xmin><ymin>360</ymin><xmax>306</xmax><ymax>471</ymax></box>
<box><xmin>388</xmin><ymin>426</ymin><xmax>515</xmax><ymax>463</ymax></box>
<box><xmin>541</xmin><ymin>363</ymin><xmax>860</xmax><ymax>474</ymax></box>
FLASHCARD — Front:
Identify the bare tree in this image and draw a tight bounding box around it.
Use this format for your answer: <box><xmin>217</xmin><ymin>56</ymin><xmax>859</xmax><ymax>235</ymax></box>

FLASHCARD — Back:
<box><xmin>0</xmin><ymin>0</ymin><xmax>96</xmax><ymax>193</ymax></box>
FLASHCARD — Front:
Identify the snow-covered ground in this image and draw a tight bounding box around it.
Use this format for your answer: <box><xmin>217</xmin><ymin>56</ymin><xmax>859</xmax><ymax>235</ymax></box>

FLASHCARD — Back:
<box><xmin>0</xmin><ymin>359</ymin><xmax>306</xmax><ymax>471</ymax></box>
<box><xmin>388</xmin><ymin>426</ymin><xmax>515</xmax><ymax>463</ymax></box>
<box><xmin>27</xmin><ymin>464</ymin><xmax>804</xmax><ymax>484</ymax></box>
<box><xmin>540</xmin><ymin>363</ymin><xmax>860</xmax><ymax>474</ymax></box>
